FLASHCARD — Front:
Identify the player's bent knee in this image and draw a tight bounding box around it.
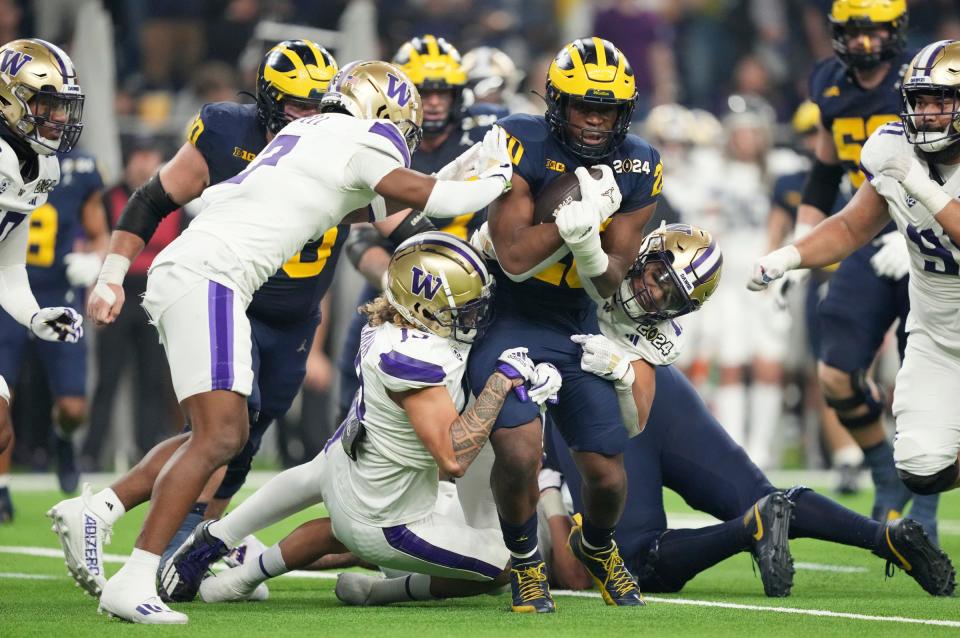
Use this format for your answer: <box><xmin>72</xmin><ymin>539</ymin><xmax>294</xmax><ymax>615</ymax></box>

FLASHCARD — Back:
<box><xmin>821</xmin><ymin>368</ymin><xmax>884</xmax><ymax>430</ymax></box>
<box><xmin>817</xmin><ymin>362</ymin><xmax>853</xmax><ymax>398</ymax></box>
<box><xmin>54</xmin><ymin>397</ymin><xmax>87</xmax><ymax>428</ymax></box>
<box><xmin>899</xmin><ymin>461</ymin><xmax>960</xmax><ymax>495</ymax></box>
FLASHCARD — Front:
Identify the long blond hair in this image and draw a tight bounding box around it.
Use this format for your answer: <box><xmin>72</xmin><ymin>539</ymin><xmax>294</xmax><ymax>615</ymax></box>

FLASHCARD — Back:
<box><xmin>359</xmin><ymin>295</ymin><xmax>417</xmax><ymax>330</ymax></box>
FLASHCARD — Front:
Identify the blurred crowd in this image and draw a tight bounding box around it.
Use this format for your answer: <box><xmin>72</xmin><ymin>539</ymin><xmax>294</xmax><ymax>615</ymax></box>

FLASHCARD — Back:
<box><xmin>4</xmin><ymin>0</ymin><xmax>960</xmax><ymax>480</ymax></box>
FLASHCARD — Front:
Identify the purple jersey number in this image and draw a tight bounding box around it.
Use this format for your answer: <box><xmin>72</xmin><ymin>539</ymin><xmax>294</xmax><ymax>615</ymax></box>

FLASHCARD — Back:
<box><xmin>905</xmin><ymin>223</ymin><xmax>960</xmax><ymax>276</ymax></box>
<box><xmin>225</xmin><ymin>134</ymin><xmax>300</xmax><ymax>185</ymax></box>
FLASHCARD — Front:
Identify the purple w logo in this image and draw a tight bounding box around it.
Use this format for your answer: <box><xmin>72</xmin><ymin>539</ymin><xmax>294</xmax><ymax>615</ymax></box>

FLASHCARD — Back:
<box><xmin>0</xmin><ymin>50</ymin><xmax>32</xmax><ymax>77</ymax></box>
<box><xmin>411</xmin><ymin>266</ymin><xmax>442</xmax><ymax>299</ymax></box>
<box><xmin>385</xmin><ymin>73</ymin><xmax>411</xmax><ymax>107</ymax></box>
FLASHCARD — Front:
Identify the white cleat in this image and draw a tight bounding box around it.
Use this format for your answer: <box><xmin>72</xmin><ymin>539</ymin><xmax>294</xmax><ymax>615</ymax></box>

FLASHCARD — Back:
<box><xmin>335</xmin><ymin>573</ymin><xmax>382</xmax><ymax>606</ymax></box>
<box><xmin>98</xmin><ymin>594</ymin><xmax>188</xmax><ymax>625</ymax></box>
<box><xmin>199</xmin><ymin>566</ymin><xmax>267</xmax><ymax>603</ymax></box>
<box><xmin>223</xmin><ymin>534</ymin><xmax>268</xmax><ymax>568</ymax></box>
<box><xmin>46</xmin><ymin>483</ymin><xmax>111</xmax><ymax>597</ymax></box>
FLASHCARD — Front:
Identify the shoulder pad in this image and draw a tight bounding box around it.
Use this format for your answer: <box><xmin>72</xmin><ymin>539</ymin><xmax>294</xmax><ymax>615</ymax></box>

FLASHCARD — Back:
<box><xmin>498</xmin><ymin>114</ymin><xmax>550</xmax><ymax>145</ymax></box>
<box><xmin>808</xmin><ymin>57</ymin><xmax>844</xmax><ymax>107</ymax></box>
<box><xmin>360</xmin><ymin>120</ymin><xmax>411</xmax><ymax>169</ymax></box>
<box><xmin>860</xmin><ymin>121</ymin><xmax>908</xmax><ymax>182</ymax></box>
<box><xmin>599</xmin><ymin>304</ymin><xmax>683</xmax><ymax>366</ymax></box>
<box><xmin>374</xmin><ymin>324</ymin><xmax>462</xmax><ymax>390</ymax></box>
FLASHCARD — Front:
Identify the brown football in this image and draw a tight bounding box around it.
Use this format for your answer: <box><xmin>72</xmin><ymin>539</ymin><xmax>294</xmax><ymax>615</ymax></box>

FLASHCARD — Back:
<box><xmin>531</xmin><ymin>167</ymin><xmax>604</xmax><ymax>225</ymax></box>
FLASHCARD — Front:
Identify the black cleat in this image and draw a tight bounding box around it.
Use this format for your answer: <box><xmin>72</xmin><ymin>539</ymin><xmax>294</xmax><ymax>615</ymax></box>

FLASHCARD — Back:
<box><xmin>159</xmin><ymin>520</ymin><xmax>229</xmax><ymax>602</ymax></box>
<box><xmin>743</xmin><ymin>491</ymin><xmax>794</xmax><ymax>597</ymax></box>
<box><xmin>0</xmin><ymin>487</ymin><xmax>12</xmax><ymax>524</ymax></box>
<box><xmin>834</xmin><ymin>463</ymin><xmax>861</xmax><ymax>496</ymax></box>
<box><xmin>879</xmin><ymin>518</ymin><xmax>955</xmax><ymax>596</ymax></box>
<box><xmin>568</xmin><ymin>514</ymin><xmax>644</xmax><ymax>606</ymax></box>
<box><xmin>509</xmin><ymin>554</ymin><xmax>555</xmax><ymax>613</ymax></box>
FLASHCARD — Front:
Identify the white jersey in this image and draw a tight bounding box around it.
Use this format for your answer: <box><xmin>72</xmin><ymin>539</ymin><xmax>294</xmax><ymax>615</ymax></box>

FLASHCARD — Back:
<box><xmin>151</xmin><ymin>113</ymin><xmax>408</xmax><ymax>305</ymax></box>
<box><xmin>0</xmin><ymin>136</ymin><xmax>59</xmax><ymax>266</ymax></box>
<box><xmin>597</xmin><ymin>300</ymin><xmax>684</xmax><ymax>366</ymax></box>
<box><xmin>861</xmin><ymin>121</ymin><xmax>960</xmax><ymax>351</ymax></box>
<box><xmin>334</xmin><ymin>321</ymin><xmax>471</xmax><ymax>527</ymax></box>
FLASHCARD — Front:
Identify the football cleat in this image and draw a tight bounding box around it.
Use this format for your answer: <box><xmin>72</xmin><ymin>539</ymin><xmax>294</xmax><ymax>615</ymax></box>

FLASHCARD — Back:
<box><xmin>159</xmin><ymin>520</ymin><xmax>229</xmax><ymax>602</ymax></box>
<box><xmin>334</xmin><ymin>573</ymin><xmax>383</xmax><ymax>606</ymax></box>
<box><xmin>198</xmin><ymin>565</ymin><xmax>268</xmax><ymax>603</ymax></box>
<box><xmin>0</xmin><ymin>486</ymin><xmax>13</xmax><ymax>524</ymax></box>
<box><xmin>98</xmin><ymin>592</ymin><xmax>188</xmax><ymax>625</ymax></box>
<box><xmin>879</xmin><ymin>518</ymin><xmax>955</xmax><ymax>596</ymax></box>
<box><xmin>568</xmin><ymin>513</ymin><xmax>644</xmax><ymax>607</ymax></box>
<box><xmin>743</xmin><ymin>491</ymin><xmax>795</xmax><ymax>597</ymax></box>
<box><xmin>46</xmin><ymin>483</ymin><xmax>111</xmax><ymax>597</ymax></box>
<box><xmin>834</xmin><ymin>463</ymin><xmax>861</xmax><ymax>495</ymax></box>
<box><xmin>510</xmin><ymin>553</ymin><xmax>555</xmax><ymax>613</ymax></box>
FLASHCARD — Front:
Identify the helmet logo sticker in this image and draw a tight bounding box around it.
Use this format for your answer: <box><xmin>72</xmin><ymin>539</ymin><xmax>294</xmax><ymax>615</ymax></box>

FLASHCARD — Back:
<box><xmin>411</xmin><ymin>266</ymin><xmax>443</xmax><ymax>299</ymax></box>
<box><xmin>0</xmin><ymin>50</ymin><xmax>32</xmax><ymax>77</ymax></box>
<box><xmin>386</xmin><ymin>73</ymin><xmax>412</xmax><ymax>107</ymax></box>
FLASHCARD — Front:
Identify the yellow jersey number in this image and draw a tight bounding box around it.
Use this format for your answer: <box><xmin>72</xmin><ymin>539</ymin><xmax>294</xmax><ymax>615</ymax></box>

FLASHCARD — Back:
<box><xmin>832</xmin><ymin>115</ymin><xmax>898</xmax><ymax>188</ymax></box>
<box><xmin>281</xmin><ymin>226</ymin><xmax>339</xmax><ymax>279</ymax></box>
<box><xmin>26</xmin><ymin>203</ymin><xmax>58</xmax><ymax>267</ymax></box>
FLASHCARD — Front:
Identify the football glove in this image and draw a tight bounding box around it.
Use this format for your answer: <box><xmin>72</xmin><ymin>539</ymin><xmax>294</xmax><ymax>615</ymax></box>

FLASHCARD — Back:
<box><xmin>496</xmin><ymin>346</ymin><xmax>535</xmax><ymax>402</ymax></box>
<box><xmin>64</xmin><ymin>252</ymin><xmax>103</xmax><ymax>288</ymax></box>
<box><xmin>570</xmin><ymin>333</ymin><xmax>632</xmax><ymax>383</ymax></box>
<box><xmin>528</xmin><ymin>362</ymin><xmax>561</xmax><ymax>406</ymax></box>
<box><xmin>435</xmin><ymin>141</ymin><xmax>482</xmax><ymax>181</ymax></box>
<box><xmin>468</xmin><ymin>221</ymin><xmax>497</xmax><ymax>260</ymax></box>
<box><xmin>474</xmin><ymin>126</ymin><xmax>512</xmax><ymax>192</ymax></box>
<box><xmin>748</xmin><ymin>245</ymin><xmax>802</xmax><ymax>291</ymax></box>
<box><xmin>877</xmin><ymin>153</ymin><xmax>953</xmax><ymax>216</ymax></box>
<box><xmin>31</xmin><ymin>307</ymin><xmax>83</xmax><ymax>343</ymax></box>
<box><xmin>577</xmin><ymin>164</ymin><xmax>622</xmax><ymax>220</ymax></box>
<box><xmin>870</xmin><ymin>231</ymin><xmax>910</xmax><ymax>280</ymax></box>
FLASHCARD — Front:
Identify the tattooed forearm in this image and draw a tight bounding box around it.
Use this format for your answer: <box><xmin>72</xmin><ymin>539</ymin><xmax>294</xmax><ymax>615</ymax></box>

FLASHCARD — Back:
<box><xmin>450</xmin><ymin>372</ymin><xmax>513</xmax><ymax>472</ymax></box>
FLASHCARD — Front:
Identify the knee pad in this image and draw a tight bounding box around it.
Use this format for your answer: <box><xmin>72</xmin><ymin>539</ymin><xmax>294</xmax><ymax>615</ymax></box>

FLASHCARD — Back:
<box><xmin>824</xmin><ymin>369</ymin><xmax>885</xmax><ymax>429</ymax></box>
<box><xmin>898</xmin><ymin>461</ymin><xmax>959</xmax><ymax>496</ymax></box>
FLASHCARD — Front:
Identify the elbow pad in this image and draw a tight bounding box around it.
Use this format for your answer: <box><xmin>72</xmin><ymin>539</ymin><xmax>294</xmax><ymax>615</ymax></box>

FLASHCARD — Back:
<box><xmin>388</xmin><ymin>210</ymin><xmax>436</xmax><ymax>246</ymax></box>
<box><xmin>115</xmin><ymin>173</ymin><xmax>180</xmax><ymax>242</ymax></box>
<box><xmin>344</xmin><ymin>226</ymin><xmax>391</xmax><ymax>269</ymax></box>
<box><xmin>800</xmin><ymin>161</ymin><xmax>845</xmax><ymax>215</ymax></box>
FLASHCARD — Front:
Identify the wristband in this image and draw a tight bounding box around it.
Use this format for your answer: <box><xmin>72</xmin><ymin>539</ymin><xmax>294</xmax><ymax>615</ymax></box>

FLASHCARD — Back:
<box><xmin>98</xmin><ymin>254</ymin><xmax>131</xmax><ymax>286</ymax></box>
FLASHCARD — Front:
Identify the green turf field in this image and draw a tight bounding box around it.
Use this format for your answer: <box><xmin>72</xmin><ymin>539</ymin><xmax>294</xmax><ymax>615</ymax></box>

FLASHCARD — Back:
<box><xmin>1</xmin><ymin>477</ymin><xmax>958</xmax><ymax>637</ymax></box>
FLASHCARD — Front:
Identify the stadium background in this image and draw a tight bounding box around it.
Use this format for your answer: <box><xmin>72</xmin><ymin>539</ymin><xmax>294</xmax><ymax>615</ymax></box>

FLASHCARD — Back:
<box><xmin>2</xmin><ymin>0</ymin><xmax>960</xmax><ymax>478</ymax></box>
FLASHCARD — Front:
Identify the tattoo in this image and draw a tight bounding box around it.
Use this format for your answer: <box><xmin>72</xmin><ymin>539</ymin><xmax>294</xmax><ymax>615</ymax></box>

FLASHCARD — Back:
<box><xmin>450</xmin><ymin>373</ymin><xmax>512</xmax><ymax>471</ymax></box>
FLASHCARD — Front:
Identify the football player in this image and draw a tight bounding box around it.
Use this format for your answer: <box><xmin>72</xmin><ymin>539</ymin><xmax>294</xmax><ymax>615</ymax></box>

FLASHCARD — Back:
<box><xmin>0</xmin><ymin>144</ymin><xmax>107</xmax><ymax>503</ymax></box>
<box><xmin>165</xmin><ymin>233</ymin><xmax>561</xmax><ymax>609</ymax></box>
<box><xmin>0</xmin><ymin>38</ymin><xmax>85</xmax><ymax>515</ymax></box>
<box><xmin>794</xmin><ymin>0</ymin><xmax>939</xmax><ymax>533</ymax></box>
<box><xmin>461</xmin><ymin>45</ymin><xmax>532</xmax><ymax>114</ymax></box>
<box><xmin>58</xmin><ymin>61</ymin><xmax>514</xmax><ymax>624</ymax></box>
<box><xmin>552</xmin><ymin>224</ymin><xmax>953</xmax><ymax>598</ymax></box>
<box><xmin>468</xmin><ymin>37</ymin><xmax>661</xmax><ymax>611</ymax></box>
<box><xmin>752</xmin><ymin>41</ymin><xmax>960</xmax><ymax>499</ymax></box>
<box><xmin>336</xmin><ymin>35</ymin><xmax>503</xmax><ymax>420</ymax></box>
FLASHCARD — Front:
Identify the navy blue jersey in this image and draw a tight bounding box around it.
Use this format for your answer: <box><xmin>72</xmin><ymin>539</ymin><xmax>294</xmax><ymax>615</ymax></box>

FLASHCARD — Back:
<box><xmin>413</xmin><ymin>108</ymin><xmax>495</xmax><ymax>240</ymax></box>
<box><xmin>187</xmin><ymin>101</ymin><xmax>347</xmax><ymax>323</ymax></box>
<box><xmin>808</xmin><ymin>52</ymin><xmax>912</xmax><ymax>191</ymax></box>
<box><xmin>495</xmin><ymin>113</ymin><xmax>662</xmax><ymax>311</ymax></box>
<box><xmin>26</xmin><ymin>149</ymin><xmax>103</xmax><ymax>290</ymax></box>
<box><xmin>772</xmin><ymin>170</ymin><xmax>845</xmax><ymax>221</ymax></box>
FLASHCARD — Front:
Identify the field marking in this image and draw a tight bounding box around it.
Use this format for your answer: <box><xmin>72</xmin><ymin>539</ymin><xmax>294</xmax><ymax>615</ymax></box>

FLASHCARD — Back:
<box><xmin>3</xmin><ymin>544</ymin><xmax>956</xmax><ymax>627</ymax></box>
<box><xmin>794</xmin><ymin>562</ymin><xmax>868</xmax><ymax>574</ymax></box>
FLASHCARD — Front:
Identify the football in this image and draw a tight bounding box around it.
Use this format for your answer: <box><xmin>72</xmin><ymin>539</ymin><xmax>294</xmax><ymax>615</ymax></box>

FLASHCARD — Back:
<box><xmin>531</xmin><ymin>166</ymin><xmax>604</xmax><ymax>225</ymax></box>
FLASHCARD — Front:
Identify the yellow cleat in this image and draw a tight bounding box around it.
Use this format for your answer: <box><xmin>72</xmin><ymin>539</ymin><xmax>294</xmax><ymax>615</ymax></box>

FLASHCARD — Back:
<box><xmin>568</xmin><ymin>513</ymin><xmax>644</xmax><ymax>607</ymax></box>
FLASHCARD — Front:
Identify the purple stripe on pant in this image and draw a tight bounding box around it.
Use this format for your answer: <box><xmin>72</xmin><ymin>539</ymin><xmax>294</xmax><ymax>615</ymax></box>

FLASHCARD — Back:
<box><xmin>382</xmin><ymin>524</ymin><xmax>502</xmax><ymax>580</ymax></box>
<box><xmin>208</xmin><ymin>281</ymin><xmax>235</xmax><ymax>391</ymax></box>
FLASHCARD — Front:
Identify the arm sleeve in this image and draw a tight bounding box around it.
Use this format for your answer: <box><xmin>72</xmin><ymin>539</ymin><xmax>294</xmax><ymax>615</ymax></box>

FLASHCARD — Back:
<box><xmin>0</xmin><ymin>219</ymin><xmax>39</xmax><ymax>326</ymax></box>
<box><xmin>422</xmin><ymin>178</ymin><xmax>505</xmax><ymax>219</ymax></box>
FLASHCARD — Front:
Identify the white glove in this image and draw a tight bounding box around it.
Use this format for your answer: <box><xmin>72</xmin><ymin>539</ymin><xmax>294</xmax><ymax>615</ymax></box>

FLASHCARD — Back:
<box><xmin>63</xmin><ymin>252</ymin><xmax>103</xmax><ymax>287</ymax></box>
<box><xmin>495</xmin><ymin>346</ymin><xmax>536</xmax><ymax>401</ymax></box>
<box><xmin>870</xmin><ymin>231</ymin><xmax>910</xmax><ymax>280</ymax></box>
<box><xmin>474</xmin><ymin>125</ymin><xmax>512</xmax><ymax>191</ymax></box>
<box><xmin>435</xmin><ymin>141</ymin><xmax>482</xmax><ymax>181</ymax></box>
<box><xmin>747</xmin><ymin>245</ymin><xmax>802</xmax><ymax>291</ymax></box>
<box><xmin>576</xmin><ymin>164</ymin><xmax>622</xmax><ymax>221</ymax></box>
<box><xmin>877</xmin><ymin>153</ymin><xmax>953</xmax><ymax>214</ymax></box>
<box><xmin>528</xmin><ymin>362</ymin><xmax>561</xmax><ymax>406</ymax></box>
<box><xmin>768</xmin><ymin>267</ymin><xmax>809</xmax><ymax>309</ymax></box>
<box><xmin>555</xmin><ymin>166</ymin><xmax>622</xmax><ymax>279</ymax></box>
<box><xmin>469</xmin><ymin>221</ymin><xmax>497</xmax><ymax>260</ymax></box>
<box><xmin>570</xmin><ymin>333</ymin><xmax>633</xmax><ymax>383</ymax></box>
<box><xmin>30</xmin><ymin>306</ymin><xmax>83</xmax><ymax>343</ymax></box>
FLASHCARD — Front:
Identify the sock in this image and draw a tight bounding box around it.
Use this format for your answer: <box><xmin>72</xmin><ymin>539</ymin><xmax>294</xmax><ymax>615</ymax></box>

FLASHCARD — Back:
<box><xmin>715</xmin><ymin>385</ymin><xmax>746</xmax><ymax>445</ymax></box>
<box><xmin>366</xmin><ymin>573</ymin><xmax>435</xmax><ymax>603</ymax></box>
<box><xmin>161</xmin><ymin>503</ymin><xmax>207</xmax><ymax>566</ymax></box>
<box><xmin>90</xmin><ymin>488</ymin><xmax>125</xmax><ymax>526</ymax></box>
<box><xmin>238</xmin><ymin>543</ymin><xmax>288</xmax><ymax>586</ymax></box>
<box><xmin>652</xmin><ymin>519</ymin><xmax>750</xmax><ymax>587</ymax></box>
<box><xmin>53</xmin><ymin>424</ymin><xmax>72</xmax><ymax>441</ymax></box>
<box><xmin>0</xmin><ymin>474</ymin><xmax>9</xmax><ymax>489</ymax></box>
<box><xmin>786</xmin><ymin>487</ymin><xmax>882</xmax><ymax>550</ymax></box>
<box><xmin>907</xmin><ymin>493</ymin><xmax>940</xmax><ymax>546</ymax></box>
<box><xmin>863</xmin><ymin>441</ymin><xmax>912</xmax><ymax>516</ymax></box>
<box><xmin>832</xmin><ymin>444</ymin><xmax>864</xmax><ymax>468</ymax></box>
<box><xmin>499</xmin><ymin>513</ymin><xmax>538</xmax><ymax>559</ymax></box>
<box><xmin>115</xmin><ymin>547</ymin><xmax>162</xmax><ymax>587</ymax></box>
<box><xmin>209</xmin><ymin>461</ymin><xmax>324</xmax><ymax>547</ymax></box>
<box><xmin>747</xmin><ymin>383</ymin><xmax>782</xmax><ymax>470</ymax></box>
<box><xmin>581</xmin><ymin>518</ymin><xmax>615</xmax><ymax>551</ymax></box>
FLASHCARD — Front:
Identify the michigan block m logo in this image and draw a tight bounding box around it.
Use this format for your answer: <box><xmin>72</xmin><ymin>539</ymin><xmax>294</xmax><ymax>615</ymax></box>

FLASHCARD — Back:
<box><xmin>386</xmin><ymin>73</ymin><xmax>411</xmax><ymax>107</ymax></box>
<box><xmin>0</xmin><ymin>50</ymin><xmax>32</xmax><ymax>77</ymax></box>
<box><xmin>411</xmin><ymin>266</ymin><xmax>442</xmax><ymax>300</ymax></box>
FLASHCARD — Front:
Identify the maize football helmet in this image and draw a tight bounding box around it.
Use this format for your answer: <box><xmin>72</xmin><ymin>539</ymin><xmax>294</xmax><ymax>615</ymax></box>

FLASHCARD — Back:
<box><xmin>900</xmin><ymin>40</ymin><xmax>960</xmax><ymax>155</ymax></box>
<box><xmin>614</xmin><ymin>223</ymin><xmax>722</xmax><ymax>324</ymax></box>
<box><xmin>320</xmin><ymin>60</ymin><xmax>423</xmax><ymax>154</ymax></box>
<box><xmin>385</xmin><ymin>231</ymin><xmax>493</xmax><ymax>343</ymax></box>
<box><xmin>392</xmin><ymin>35</ymin><xmax>467</xmax><ymax>136</ymax></box>
<box><xmin>461</xmin><ymin>46</ymin><xmax>521</xmax><ymax>103</ymax></box>
<box><xmin>829</xmin><ymin>0</ymin><xmax>908</xmax><ymax>70</ymax></box>
<box><xmin>0</xmin><ymin>38</ymin><xmax>83</xmax><ymax>155</ymax></box>
<box><xmin>546</xmin><ymin>37</ymin><xmax>638</xmax><ymax>159</ymax></box>
<box><xmin>256</xmin><ymin>39</ymin><xmax>338</xmax><ymax>134</ymax></box>
<box><xmin>791</xmin><ymin>100</ymin><xmax>821</xmax><ymax>137</ymax></box>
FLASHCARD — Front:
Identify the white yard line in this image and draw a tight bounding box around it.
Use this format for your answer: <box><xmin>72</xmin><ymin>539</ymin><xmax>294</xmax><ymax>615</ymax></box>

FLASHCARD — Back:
<box><xmin>1</xmin><ymin>544</ymin><xmax>955</xmax><ymax>627</ymax></box>
<box><xmin>794</xmin><ymin>562</ymin><xmax>868</xmax><ymax>573</ymax></box>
